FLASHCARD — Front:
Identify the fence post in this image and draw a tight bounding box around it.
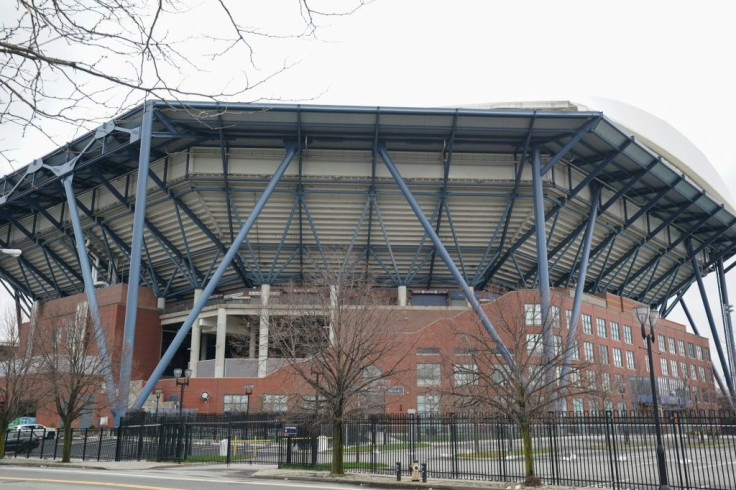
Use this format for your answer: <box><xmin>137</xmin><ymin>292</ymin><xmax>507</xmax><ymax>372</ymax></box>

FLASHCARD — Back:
<box><xmin>54</xmin><ymin>428</ymin><xmax>60</xmax><ymax>460</ymax></box>
<box><xmin>450</xmin><ymin>414</ymin><xmax>459</xmax><ymax>479</ymax></box>
<box><xmin>226</xmin><ymin>413</ymin><xmax>232</xmax><ymax>466</ymax></box>
<box><xmin>371</xmin><ymin>416</ymin><xmax>377</xmax><ymax>473</ymax></box>
<box><xmin>97</xmin><ymin>427</ymin><xmax>104</xmax><ymax>461</ymax></box>
<box><xmin>547</xmin><ymin>412</ymin><xmax>559</xmax><ymax>485</ymax></box>
<box><xmin>672</xmin><ymin>412</ymin><xmax>690</xmax><ymax>490</ymax></box>
<box><xmin>81</xmin><ymin>428</ymin><xmax>89</xmax><ymax>461</ymax></box>
<box><xmin>603</xmin><ymin>412</ymin><xmax>617</xmax><ymax>490</ymax></box>
<box><xmin>608</xmin><ymin>411</ymin><xmax>621</xmax><ymax>490</ymax></box>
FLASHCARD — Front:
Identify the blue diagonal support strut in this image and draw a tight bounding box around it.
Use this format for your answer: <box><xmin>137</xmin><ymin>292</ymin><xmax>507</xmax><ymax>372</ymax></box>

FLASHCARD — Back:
<box><xmin>531</xmin><ymin>148</ymin><xmax>555</xmax><ymax>388</ymax></box>
<box><xmin>561</xmin><ymin>184</ymin><xmax>600</xmax><ymax>385</ymax></box>
<box><xmin>131</xmin><ymin>143</ymin><xmax>298</xmax><ymax>411</ymax></box>
<box><xmin>119</xmin><ymin>101</ymin><xmax>154</xmax><ymax>423</ymax></box>
<box><xmin>60</xmin><ymin>174</ymin><xmax>117</xmax><ymax>409</ymax></box>
<box><xmin>689</xmin><ymin>243</ymin><xmax>736</xmax><ymax>399</ymax></box>
<box><xmin>377</xmin><ymin>143</ymin><xmax>518</xmax><ymax>374</ymax></box>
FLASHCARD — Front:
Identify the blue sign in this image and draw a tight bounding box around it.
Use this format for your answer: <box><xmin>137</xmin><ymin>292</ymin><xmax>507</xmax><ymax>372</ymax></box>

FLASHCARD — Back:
<box><xmin>283</xmin><ymin>426</ymin><xmax>298</xmax><ymax>436</ymax></box>
<box><xmin>386</xmin><ymin>386</ymin><xmax>404</xmax><ymax>396</ymax></box>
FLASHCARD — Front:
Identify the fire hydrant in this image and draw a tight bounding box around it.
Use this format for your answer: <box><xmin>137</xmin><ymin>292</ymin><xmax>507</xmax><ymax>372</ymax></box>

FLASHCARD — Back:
<box><xmin>411</xmin><ymin>460</ymin><xmax>420</xmax><ymax>482</ymax></box>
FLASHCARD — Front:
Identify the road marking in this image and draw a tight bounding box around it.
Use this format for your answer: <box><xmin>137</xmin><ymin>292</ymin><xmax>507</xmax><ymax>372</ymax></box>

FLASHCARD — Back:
<box><xmin>0</xmin><ymin>476</ymin><xmax>181</xmax><ymax>489</ymax></box>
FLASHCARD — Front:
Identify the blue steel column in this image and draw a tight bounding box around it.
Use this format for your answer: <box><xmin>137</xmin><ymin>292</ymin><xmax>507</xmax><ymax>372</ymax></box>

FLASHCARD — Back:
<box><xmin>118</xmin><ymin>101</ymin><xmax>154</xmax><ymax>423</ymax></box>
<box><xmin>561</xmin><ymin>184</ymin><xmax>600</xmax><ymax>383</ymax></box>
<box><xmin>61</xmin><ymin>175</ymin><xmax>117</xmax><ymax>404</ymax></box>
<box><xmin>531</xmin><ymin>148</ymin><xmax>554</xmax><ymax>382</ymax></box>
<box><xmin>132</xmin><ymin>143</ymin><xmax>298</xmax><ymax>411</ymax></box>
<box><xmin>679</xmin><ymin>298</ymin><xmax>736</xmax><ymax>412</ymax></box>
<box><xmin>377</xmin><ymin>144</ymin><xmax>517</xmax><ymax>372</ymax></box>
<box><xmin>717</xmin><ymin>259</ymin><xmax>736</xmax><ymax>385</ymax></box>
<box><xmin>689</xmin><ymin>252</ymin><xmax>736</xmax><ymax>398</ymax></box>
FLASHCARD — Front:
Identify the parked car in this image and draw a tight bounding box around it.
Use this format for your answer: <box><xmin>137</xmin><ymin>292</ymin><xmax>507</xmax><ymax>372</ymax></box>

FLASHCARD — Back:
<box><xmin>7</xmin><ymin>424</ymin><xmax>57</xmax><ymax>440</ymax></box>
<box><xmin>4</xmin><ymin>432</ymin><xmax>41</xmax><ymax>453</ymax></box>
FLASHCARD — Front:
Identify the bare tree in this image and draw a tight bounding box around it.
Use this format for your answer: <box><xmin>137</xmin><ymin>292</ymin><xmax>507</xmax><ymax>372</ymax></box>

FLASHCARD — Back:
<box><xmin>35</xmin><ymin>303</ymin><xmax>118</xmax><ymax>462</ymax></box>
<box><xmin>445</xmin><ymin>292</ymin><xmax>596</xmax><ymax>485</ymax></box>
<box><xmin>0</xmin><ymin>306</ymin><xmax>38</xmax><ymax>458</ymax></box>
<box><xmin>1</xmin><ymin>0</ymin><xmax>367</xmax><ymax>163</ymax></box>
<box><xmin>267</xmin><ymin>258</ymin><xmax>413</xmax><ymax>475</ymax></box>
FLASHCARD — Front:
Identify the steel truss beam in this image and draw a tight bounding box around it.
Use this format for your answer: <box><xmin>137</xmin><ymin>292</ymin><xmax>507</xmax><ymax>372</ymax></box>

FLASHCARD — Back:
<box><xmin>132</xmin><ymin>142</ymin><xmax>298</xmax><ymax>411</ymax></box>
<box><xmin>377</xmin><ymin>143</ymin><xmax>518</xmax><ymax>374</ymax></box>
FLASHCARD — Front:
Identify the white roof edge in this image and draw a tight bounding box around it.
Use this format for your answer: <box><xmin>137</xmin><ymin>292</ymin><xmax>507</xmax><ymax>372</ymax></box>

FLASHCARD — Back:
<box><xmin>463</xmin><ymin>99</ymin><xmax>735</xmax><ymax>215</ymax></box>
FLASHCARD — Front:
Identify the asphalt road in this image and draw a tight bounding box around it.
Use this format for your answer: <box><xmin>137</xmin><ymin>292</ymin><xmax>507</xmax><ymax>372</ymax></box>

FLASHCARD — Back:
<box><xmin>0</xmin><ymin>465</ymin><xmax>388</xmax><ymax>490</ymax></box>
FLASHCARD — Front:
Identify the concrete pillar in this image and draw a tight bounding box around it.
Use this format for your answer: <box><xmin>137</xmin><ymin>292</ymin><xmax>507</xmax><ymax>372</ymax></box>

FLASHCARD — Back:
<box><xmin>189</xmin><ymin>289</ymin><xmax>203</xmax><ymax>376</ymax></box>
<box><xmin>398</xmin><ymin>285</ymin><xmax>407</xmax><ymax>307</ymax></box>
<box><xmin>257</xmin><ymin>284</ymin><xmax>271</xmax><ymax>378</ymax></box>
<box><xmin>215</xmin><ymin>307</ymin><xmax>227</xmax><ymax>378</ymax></box>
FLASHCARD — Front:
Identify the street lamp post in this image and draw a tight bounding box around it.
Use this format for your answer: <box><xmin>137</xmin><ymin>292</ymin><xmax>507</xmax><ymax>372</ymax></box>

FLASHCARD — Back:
<box><xmin>173</xmin><ymin>368</ymin><xmax>192</xmax><ymax>418</ymax></box>
<box><xmin>173</xmin><ymin>368</ymin><xmax>191</xmax><ymax>462</ymax></box>
<box><xmin>154</xmin><ymin>389</ymin><xmax>162</xmax><ymax>418</ymax></box>
<box><xmin>634</xmin><ymin>305</ymin><xmax>670</xmax><ymax>490</ymax></box>
<box><xmin>244</xmin><ymin>384</ymin><xmax>254</xmax><ymax>440</ymax></box>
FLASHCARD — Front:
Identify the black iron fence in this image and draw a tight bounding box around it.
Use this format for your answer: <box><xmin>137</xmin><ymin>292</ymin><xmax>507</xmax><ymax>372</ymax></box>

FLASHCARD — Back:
<box><xmin>6</xmin><ymin>411</ymin><xmax>736</xmax><ymax>489</ymax></box>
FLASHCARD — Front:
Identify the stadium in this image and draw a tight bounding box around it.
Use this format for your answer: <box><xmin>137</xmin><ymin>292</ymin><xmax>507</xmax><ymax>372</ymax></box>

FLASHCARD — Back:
<box><xmin>1</xmin><ymin>99</ymin><xmax>735</xmax><ymax>424</ymax></box>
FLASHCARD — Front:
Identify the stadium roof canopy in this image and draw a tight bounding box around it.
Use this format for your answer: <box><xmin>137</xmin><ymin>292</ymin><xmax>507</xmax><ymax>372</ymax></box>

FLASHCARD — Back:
<box><xmin>1</xmin><ymin>101</ymin><xmax>735</xmax><ymax>316</ymax></box>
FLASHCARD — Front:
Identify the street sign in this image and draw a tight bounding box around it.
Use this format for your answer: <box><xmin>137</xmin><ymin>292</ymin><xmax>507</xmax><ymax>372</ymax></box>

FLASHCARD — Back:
<box><xmin>386</xmin><ymin>386</ymin><xmax>404</xmax><ymax>396</ymax></box>
<box><xmin>283</xmin><ymin>426</ymin><xmax>298</xmax><ymax>436</ymax></box>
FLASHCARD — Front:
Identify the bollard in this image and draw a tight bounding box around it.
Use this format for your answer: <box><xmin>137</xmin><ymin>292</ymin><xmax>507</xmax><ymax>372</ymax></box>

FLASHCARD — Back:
<box><xmin>421</xmin><ymin>462</ymin><xmax>427</xmax><ymax>482</ymax></box>
<box><xmin>395</xmin><ymin>461</ymin><xmax>401</xmax><ymax>481</ymax></box>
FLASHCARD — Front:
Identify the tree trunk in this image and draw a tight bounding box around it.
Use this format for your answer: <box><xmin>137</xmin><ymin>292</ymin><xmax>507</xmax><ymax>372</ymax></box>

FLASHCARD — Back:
<box><xmin>62</xmin><ymin>422</ymin><xmax>73</xmax><ymax>462</ymax></box>
<box><xmin>331</xmin><ymin>420</ymin><xmax>344</xmax><ymax>474</ymax></box>
<box><xmin>521</xmin><ymin>420</ymin><xmax>534</xmax><ymax>478</ymax></box>
<box><xmin>0</xmin><ymin>431</ymin><xmax>7</xmax><ymax>459</ymax></box>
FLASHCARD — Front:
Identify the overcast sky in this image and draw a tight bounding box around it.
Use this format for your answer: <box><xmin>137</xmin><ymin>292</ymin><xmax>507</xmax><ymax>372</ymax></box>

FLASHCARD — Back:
<box><xmin>1</xmin><ymin>0</ymin><xmax>735</xmax><ymax>363</ymax></box>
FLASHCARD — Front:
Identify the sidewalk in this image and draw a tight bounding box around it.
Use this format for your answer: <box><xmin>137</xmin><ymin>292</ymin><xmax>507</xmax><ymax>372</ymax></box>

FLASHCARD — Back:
<box><xmin>0</xmin><ymin>458</ymin><xmax>584</xmax><ymax>490</ymax></box>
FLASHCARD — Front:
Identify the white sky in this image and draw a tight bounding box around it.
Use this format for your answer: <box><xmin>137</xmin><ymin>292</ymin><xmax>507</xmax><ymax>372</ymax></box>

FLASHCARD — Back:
<box><xmin>2</xmin><ymin>0</ymin><xmax>736</xmax><ymax>369</ymax></box>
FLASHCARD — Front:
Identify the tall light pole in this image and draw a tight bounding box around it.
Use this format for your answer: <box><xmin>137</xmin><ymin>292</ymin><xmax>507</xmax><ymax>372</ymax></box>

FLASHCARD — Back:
<box><xmin>154</xmin><ymin>389</ymin><xmax>162</xmax><ymax>417</ymax></box>
<box><xmin>634</xmin><ymin>305</ymin><xmax>670</xmax><ymax>490</ymax></box>
<box><xmin>173</xmin><ymin>368</ymin><xmax>192</xmax><ymax>418</ymax></box>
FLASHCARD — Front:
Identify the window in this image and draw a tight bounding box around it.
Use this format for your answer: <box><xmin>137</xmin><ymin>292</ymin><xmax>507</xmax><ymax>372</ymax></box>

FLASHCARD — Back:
<box><xmin>678</xmin><ymin>340</ymin><xmax>685</xmax><ymax>356</ymax></box>
<box><xmin>602</xmin><ymin>372</ymin><xmax>611</xmax><ymax>391</ymax></box>
<box><xmin>525</xmin><ymin>304</ymin><xmax>541</xmax><ymax>325</ymax></box>
<box><xmin>584</xmin><ymin>341</ymin><xmax>594</xmax><ymax>361</ymax></box>
<box><xmin>599</xmin><ymin>345</ymin><xmax>609</xmax><ymax>364</ymax></box>
<box><xmin>570</xmin><ymin>340</ymin><xmax>580</xmax><ymax>360</ymax></box>
<box><xmin>668</xmin><ymin>338</ymin><xmax>676</xmax><ymax>354</ymax></box>
<box><xmin>417</xmin><ymin>347</ymin><xmax>440</xmax><ymax>355</ymax></box>
<box><xmin>660</xmin><ymin>358</ymin><xmax>669</xmax><ymax>376</ymax></box>
<box><xmin>688</xmin><ymin>342</ymin><xmax>695</xmax><ymax>358</ymax></box>
<box><xmin>453</xmin><ymin>347</ymin><xmax>477</xmax><ymax>356</ymax></box>
<box><xmin>417</xmin><ymin>363</ymin><xmax>441</xmax><ymax>386</ymax></box>
<box><xmin>454</xmin><ymin>364</ymin><xmax>479</xmax><ymax>386</ymax></box>
<box><xmin>696</xmin><ymin>345</ymin><xmax>703</xmax><ymax>360</ymax></box>
<box><xmin>681</xmin><ymin>362</ymin><xmax>687</xmax><ymax>378</ymax></box>
<box><xmin>590</xmin><ymin>399</ymin><xmax>599</xmax><ymax>415</ymax></box>
<box><xmin>573</xmin><ymin>398</ymin><xmax>584</xmax><ymax>414</ymax></box>
<box><xmin>708</xmin><ymin>367</ymin><xmax>713</xmax><ymax>382</ymax></box>
<box><xmin>605</xmin><ymin>401</ymin><xmax>614</xmax><ymax>413</ymax></box>
<box><xmin>417</xmin><ymin>394</ymin><xmax>440</xmax><ymax>413</ymax></box>
<box><xmin>550</xmin><ymin>306</ymin><xmax>561</xmax><ymax>328</ymax></box>
<box><xmin>704</xmin><ymin>347</ymin><xmax>711</xmax><ymax>362</ymax></box>
<box><xmin>699</xmin><ymin>366</ymin><xmax>706</xmax><ymax>382</ymax></box>
<box><xmin>645</xmin><ymin>355</ymin><xmax>650</xmax><ymax>372</ymax></box>
<box><xmin>626</xmin><ymin>350</ymin><xmax>635</xmax><ymax>370</ymax></box>
<box><xmin>617</xmin><ymin>401</ymin><xmax>627</xmax><ymax>413</ymax></box>
<box><xmin>586</xmin><ymin>370</ymin><xmax>597</xmax><ymax>390</ymax></box>
<box><xmin>690</xmin><ymin>364</ymin><xmax>697</xmax><ymax>380</ymax></box>
<box><xmin>554</xmin><ymin>335</ymin><xmax>562</xmax><ymax>355</ymax></box>
<box><xmin>223</xmin><ymin>394</ymin><xmax>250</xmax><ymax>412</ymax></box>
<box><xmin>623</xmin><ymin>325</ymin><xmax>633</xmax><ymax>344</ymax></box>
<box><xmin>658</xmin><ymin>335</ymin><xmax>666</xmax><ymax>352</ymax></box>
<box><xmin>597</xmin><ymin>318</ymin><xmax>607</xmax><ymax>338</ymax></box>
<box><xmin>262</xmin><ymin>394</ymin><xmax>288</xmax><ymax>412</ymax></box>
<box><xmin>526</xmin><ymin>334</ymin><xmax>542</xmax><ymax>355</ymax></box>
<box><xmin>613</xmin><ymin>348</ymin><xmax>623</xmax><ymax>367</ymax></box>
<box><xmin>566</xmin><ymin>310</ymin><xmax>572</xmax><ymax>329</ymax></box>
<box><xmin>611</xmin><ymin>322</ymin><xmax>620</xmax><ymax>341</ymax></box>
<box><xmin>671</xmin><ymin>360</ymin><xmax>678</xmax><ymax>378</ymax></box>
<box><xmin>582</xmin><ymin>314</ymin><xmax>592</xmax><ymax>335</ymax></box>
